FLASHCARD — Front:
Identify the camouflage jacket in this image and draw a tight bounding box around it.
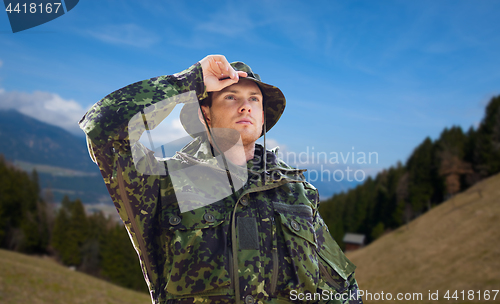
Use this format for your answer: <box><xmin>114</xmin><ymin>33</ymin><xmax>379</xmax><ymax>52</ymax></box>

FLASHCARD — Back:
<box><xmin>79</xmin><ymin>63</ymin><xmax>362</xmax><ymax>304</ymax></box>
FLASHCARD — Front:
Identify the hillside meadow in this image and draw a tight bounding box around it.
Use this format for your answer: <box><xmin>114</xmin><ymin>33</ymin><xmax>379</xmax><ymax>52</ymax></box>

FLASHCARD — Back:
<box><xmin>0</xmin><ymin>249</ymin><xmax>150</xmax><ymax>304</ymax></box>
<box><xmin>347</xmin><ymin>173</ymin><xmax>500</xmax><ymax>303</ymax></box>
<box><xmin>1</xmin><ymin>175</ymin><xmax>499</xmax><ymax>303</ymax></box>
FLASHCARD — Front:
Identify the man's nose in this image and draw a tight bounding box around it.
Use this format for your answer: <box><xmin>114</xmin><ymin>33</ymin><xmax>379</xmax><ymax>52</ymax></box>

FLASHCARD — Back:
<box><xmin>238</xmin><ymin>99</ymin><xmax>252</xmax><ymax>113</ymax></box>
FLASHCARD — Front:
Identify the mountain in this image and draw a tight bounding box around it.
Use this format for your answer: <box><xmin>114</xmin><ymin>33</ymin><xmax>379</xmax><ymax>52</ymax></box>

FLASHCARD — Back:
<box><xmin>346</xmin><ymin>172</ymin><xmax>500</xmax><ymax>304</ymax></box>
<box><xmin>0</xmin><ymin>109</ymin><xmax>91</xmax><ymax>171</ymax></box>
<box><xmin>0</xmin><ymin>109</ymin><xmax>110</xmax><ymax>205</ymax></box>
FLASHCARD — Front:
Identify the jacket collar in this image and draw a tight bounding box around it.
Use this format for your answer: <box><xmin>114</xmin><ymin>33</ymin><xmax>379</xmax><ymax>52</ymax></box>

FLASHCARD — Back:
<box><xmin>172</xmin><ymin>136</ymin><xmax>306</xmax><ymax>190</ymax></box>
<box><xmin>175</xmin><ymin>136</ymin><xmax>281</xmax><ymax>170</ymax></box>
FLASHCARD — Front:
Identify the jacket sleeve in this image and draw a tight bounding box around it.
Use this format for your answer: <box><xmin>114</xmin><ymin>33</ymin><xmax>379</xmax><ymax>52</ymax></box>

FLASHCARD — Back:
<box><xmin>80</xmin><ymin>62</ymin><xmax>206</xmax><ymax>148</ymax></box>
<box><xmin>79</xmin><ymin>62</ymin><xmax>206</xmax><ymax>302</ymax></box>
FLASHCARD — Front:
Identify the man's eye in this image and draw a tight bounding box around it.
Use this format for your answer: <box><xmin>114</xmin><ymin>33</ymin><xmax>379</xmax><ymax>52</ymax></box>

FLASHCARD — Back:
<box><xmin>250</xmin><ymin>97</ymin><xmax>260</xmax><ymax>102</ymax></box>
<box><xmin>225</xmin><ymin>95</ymin><xmax>235</xmax><ymax>100</ymax></box>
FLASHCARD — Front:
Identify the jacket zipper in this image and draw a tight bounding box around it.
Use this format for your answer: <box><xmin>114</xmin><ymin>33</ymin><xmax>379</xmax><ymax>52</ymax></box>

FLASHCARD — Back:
<box><xmin>270</xmin><ymin>216</ymin><xmax>278</xmax><ymax>294</ymax></box>
<box><xmin>231</xmin><ymin>201</ymin><xmax>241</xmax><ymax>304</ymax></box>
<box><xmin>228</xmin><ymin>249</ymin><xmax>234</xmax><ymax>290</ymax></box>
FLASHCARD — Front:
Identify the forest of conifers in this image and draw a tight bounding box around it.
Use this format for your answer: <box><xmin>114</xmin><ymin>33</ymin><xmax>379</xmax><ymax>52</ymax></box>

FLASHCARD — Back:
<box><xmin>321</xmin><ymin>95</ymin><xmax>500</xmax><ymax>246</ymax></box>
<box><xmin>0</xmin><ymin>95</ymin><xmax>499</xmax><ymax>293</ymax></box>
<box><xmin>0</xmin><ymin>162</ymin><xmax>148</xmax><ymax>292</ymax></box>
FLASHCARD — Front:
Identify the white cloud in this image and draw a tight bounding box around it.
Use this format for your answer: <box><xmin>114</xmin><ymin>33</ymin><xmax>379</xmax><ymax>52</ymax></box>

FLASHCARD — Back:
<box><xmin>137</xmin><ymin>105</ymin><xmax>191</xmax><ymax>153</ymax></box>
<box><xmin>0</xmin><ymin>89</ymin><xmax>85</xmax><ymax>134</ymax></box>
<box><xmin>85</xmin><ymin>23</ymin><xmax>160</xmax><ymax>48</ymax></box>
<box><xmin>257</xmin><ymin>137</ymin><xmax>288</xmax><ymax>153</ymax></box>
<box><xmin>196</xmin><ymin>8</ymin><xmax>256</xmax><ymax>37</ymax></box>
<box><xmin>142</xmin><ymin>117</ymin><xmax>189</xmax><ymax>145</ymax></box>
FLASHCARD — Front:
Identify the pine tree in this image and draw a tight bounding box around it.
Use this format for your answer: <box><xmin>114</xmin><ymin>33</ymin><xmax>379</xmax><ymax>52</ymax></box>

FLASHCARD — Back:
<box><xmin>81</xmin><ymin>211</ymin><xmax>109</xmax><ymax>275</ymax></box>
<box><xmin>52</xmin><ymin>196</ymin><xmax>89</xmax><ymax>266</ymax></box>
<box><xmin>19</xmin><ymin>169</ymin><xmax>50</xmax><ymax>253</ymax></box>
<box><xmin>68</xmin><ymin>198</ymin><xmax>89</xmax><ymax>260</ymax></box>
<box><xmin>51</xmin><ymin>199</ymin><xmax>70</xmax><ymax>263</ymax></box>
<box><xmin>474</xmin><ymin>95</ymin><xmax>500</xmax><ymax>176</ymax></box>
<box><xmin>100</xmin><ymin>223</ymin><xmax>148</xmax><ymax>292</ymax></box>
<box><xmin>0</xmin><ymin>156</ymin><xmax>46</xmax><ymax>251</ymax></box>
<box><xmin>406</xmin><ymin>137</ymin><xmax>437</xmax><ymax>216</ymax></box>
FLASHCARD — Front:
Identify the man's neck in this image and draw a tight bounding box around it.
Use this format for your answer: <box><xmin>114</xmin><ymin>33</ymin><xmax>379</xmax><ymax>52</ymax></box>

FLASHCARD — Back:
<box><xmin>207</xmin><ymin>135</ymin><xmax>256</xmax><ymax>166</ymax></box>
<box><xmin>243</xmin><ymin>142</ymin><xmax>256</xmax><ymax>163</ymax></box>
<box><xmin>221</xmin><ymin>142</ymin><xmax>255</xmax><ymax>166</ymax></box>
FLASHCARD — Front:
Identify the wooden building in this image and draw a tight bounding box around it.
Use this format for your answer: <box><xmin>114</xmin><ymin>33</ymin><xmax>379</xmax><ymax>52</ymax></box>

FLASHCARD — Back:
<box><xmin>343</xmin><ymin>233</ymin><xmax>365</xmax><ymax>252</ymax></box>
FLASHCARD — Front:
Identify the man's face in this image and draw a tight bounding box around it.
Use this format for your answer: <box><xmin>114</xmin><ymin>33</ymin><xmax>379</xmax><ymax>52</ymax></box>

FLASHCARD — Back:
<box><xmin>201</xmin><ymin>79</ymin><xmax>264</xmax><ymax>146</ymax></box>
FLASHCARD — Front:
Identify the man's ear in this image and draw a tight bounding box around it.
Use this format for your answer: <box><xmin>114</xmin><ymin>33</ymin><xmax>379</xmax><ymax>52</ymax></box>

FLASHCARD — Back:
<box><xmin>198</xmin><ymin>106</ymin><xmax>211</xmax><ymax>127</ymax></box>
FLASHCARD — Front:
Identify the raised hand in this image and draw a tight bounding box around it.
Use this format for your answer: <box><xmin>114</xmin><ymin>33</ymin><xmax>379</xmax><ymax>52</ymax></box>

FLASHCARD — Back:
<box><xmin>199</xmin><ymin>55</ymin><xmax>248</xmax><ymax>92</ymax></box>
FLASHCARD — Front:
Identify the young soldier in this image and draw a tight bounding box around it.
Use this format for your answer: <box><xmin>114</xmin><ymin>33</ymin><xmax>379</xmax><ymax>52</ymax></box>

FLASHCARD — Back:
<box><xmin>79</xmin><ymin>55</ymin><xmax>363</xmax><ymax>304</ymax></box>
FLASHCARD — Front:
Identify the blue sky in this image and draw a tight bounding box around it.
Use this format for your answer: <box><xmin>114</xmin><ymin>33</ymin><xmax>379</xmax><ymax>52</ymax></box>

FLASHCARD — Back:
<box><xmin>1</xmin><ymin>0</ymin><xmax>499</xmax><ymax>197</ymax></box>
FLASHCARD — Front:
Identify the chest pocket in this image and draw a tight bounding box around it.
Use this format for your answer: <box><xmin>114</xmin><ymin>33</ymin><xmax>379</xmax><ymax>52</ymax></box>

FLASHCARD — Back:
<box><xmin>274</xmin><ymin>201</ymin><xmax>356</xmax><ymax>295</ymax></box>
<box><xmin>161</xmin><ymin>195</ymin><xmax>231</xmax><ymax>296</ymax></box>
<box><xmin>274</xmin><ymin>202</ymin><xmax>320</xmax><ymax>293</ymax></box>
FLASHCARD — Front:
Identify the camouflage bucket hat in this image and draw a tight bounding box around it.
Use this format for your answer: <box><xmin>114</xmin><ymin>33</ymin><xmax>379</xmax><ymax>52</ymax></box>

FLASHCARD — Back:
<box><xmin>180</xmin><ymin>61</ymin><xmax>286</xmax><ymax>137</ymax></box>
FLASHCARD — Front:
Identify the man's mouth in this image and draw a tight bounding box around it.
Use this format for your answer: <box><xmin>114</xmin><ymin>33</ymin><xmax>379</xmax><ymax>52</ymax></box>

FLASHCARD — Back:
<box><xmin>236</xmin><ymin>118</ymin><xmax>253</xmax><ymax>125</ymax></box>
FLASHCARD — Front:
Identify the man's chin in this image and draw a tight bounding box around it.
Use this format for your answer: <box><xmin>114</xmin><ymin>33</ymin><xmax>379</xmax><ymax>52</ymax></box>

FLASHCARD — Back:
<box><xmin>239</xmin><ymin>132</ymin><xmax>261</xmax><ymax>146</ymax></box>
<box><xmin>221</xmin><ymin>125</ymin><xmax>261</xmax><ymax>145</ymax></box>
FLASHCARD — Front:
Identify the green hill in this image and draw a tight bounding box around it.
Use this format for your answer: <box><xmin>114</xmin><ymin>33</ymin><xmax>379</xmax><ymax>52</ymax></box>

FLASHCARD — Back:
<box><xmin>347</xmin><ymin>173</ymin><xmax>500</xmax><ymax>303</ymax></box>
<box><xmin>0</xmin><ymin>249</ymin><xmax>150</xmax><ymax>304</ymax></box>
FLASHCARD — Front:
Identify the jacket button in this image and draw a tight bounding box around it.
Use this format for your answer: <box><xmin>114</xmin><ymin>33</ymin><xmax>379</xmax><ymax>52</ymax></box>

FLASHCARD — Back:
<box><xmin>204</xmin><ymin>213</ymin><xmax>215</xmax><ymax>223</ymax></box>
<box><xmin>291</xmin><ymin>220</ymin><xmax>300</xmax><ymax>232</ymax></box>
<box><xmin>240</xmin><ymin>196</ymin><xmax>249</xmax><ymax>206</ymax></box>
<box><xmin>169</xmin><ymin>216</ymin><xmax>181</xmax><ymax>226</ymax></box>
<box><xmin>245</xmin><ymin>295</ymin><xmax>255</xmax><ymax>304</ymax></box>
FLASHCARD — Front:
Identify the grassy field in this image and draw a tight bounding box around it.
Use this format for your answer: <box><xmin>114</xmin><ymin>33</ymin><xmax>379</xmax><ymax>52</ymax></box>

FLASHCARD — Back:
<box><xmin>347</xmin><ymin>173</ymin><xmax>500</xmax><ymax>304</ymax></box>
<box><xmin>1</xmin><ymin>174</ymin><xmax>499</xmax><ymax>304</ymax></box>
<box><xmin>0</xmin><ymin>249</ymin><xmax>150</xmax><ymax>304</ymax></box>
